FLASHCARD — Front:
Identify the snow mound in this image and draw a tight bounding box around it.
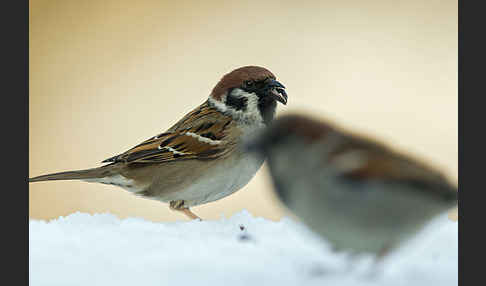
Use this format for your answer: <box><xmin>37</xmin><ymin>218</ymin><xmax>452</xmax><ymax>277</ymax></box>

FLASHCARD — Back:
<box><xmin>30</xmin><ymin>210</ymin><xmax>457</xmax><ymax>286</ymax></box>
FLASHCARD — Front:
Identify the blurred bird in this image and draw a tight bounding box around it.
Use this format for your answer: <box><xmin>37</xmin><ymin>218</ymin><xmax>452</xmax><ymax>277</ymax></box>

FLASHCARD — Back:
<box><xmin>29</xmin><ymin>66</ymin><xmax>288</xmax><ymax>220</ymax></box>
<box><xmin>246</xmin><ymin>114</ymin><xmax>457</xmax><ymax>259</ymax></box>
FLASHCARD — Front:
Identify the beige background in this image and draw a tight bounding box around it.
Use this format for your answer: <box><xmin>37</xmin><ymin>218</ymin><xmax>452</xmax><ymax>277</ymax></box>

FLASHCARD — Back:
<box><xmin>29</xmin><ymin>0</ymin><xmax>458</xmax><ymax>222</ymax></box>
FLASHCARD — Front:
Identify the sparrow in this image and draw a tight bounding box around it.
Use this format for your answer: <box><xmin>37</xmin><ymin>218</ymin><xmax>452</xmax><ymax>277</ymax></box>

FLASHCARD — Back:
<box><xmin>246</xmin><ymin>114</ymin><xmax>458</xmax><ymax>259</ymax></box>
<box><xmin>29</xmin><ymin>66</ymin><xmax>288</xmax><ymax>220</ymax></box>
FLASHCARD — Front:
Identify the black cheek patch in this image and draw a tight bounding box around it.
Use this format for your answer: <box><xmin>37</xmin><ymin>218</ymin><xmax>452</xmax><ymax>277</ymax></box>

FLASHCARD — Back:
<box><xmin>226</xmin><ymin>94</ymin><xmax>248</xmax><ymax>111</ymax></box>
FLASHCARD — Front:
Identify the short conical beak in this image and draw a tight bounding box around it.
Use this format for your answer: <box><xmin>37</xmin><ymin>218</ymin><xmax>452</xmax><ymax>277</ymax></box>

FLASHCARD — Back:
<box><xmin>264</xmin><ymin>79</ymin><xmax>287</xmax><ymax>105</ymax></box>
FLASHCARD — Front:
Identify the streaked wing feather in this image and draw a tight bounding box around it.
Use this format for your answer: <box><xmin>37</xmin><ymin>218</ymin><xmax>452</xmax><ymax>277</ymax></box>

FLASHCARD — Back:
<box><xmin>102</xmin><ymin>101</ymin><xmax>236</xmax><ymax>164</ymax></box>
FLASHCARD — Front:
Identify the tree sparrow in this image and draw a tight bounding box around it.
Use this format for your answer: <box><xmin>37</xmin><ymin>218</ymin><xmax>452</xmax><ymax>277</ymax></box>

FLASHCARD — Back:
<box><xmin>29</xmin><ymin>66</ymin><xmax>288</xmax><ymax>220</ymax></box>
<box><xmin>246</xmin><ymin>114</ymin><xmax>457</xmax><ymax>258</ymax></box>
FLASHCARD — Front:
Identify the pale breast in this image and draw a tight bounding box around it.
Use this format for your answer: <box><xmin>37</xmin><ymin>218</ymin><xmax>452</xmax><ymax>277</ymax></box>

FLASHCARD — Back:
<box><xmin>162</xmin><ymin>150</ymin><xmax>265</xmax><ymax>207</ymax></box>
<box><xmin>167</xmin><ymin>117</ymin><xmax>267</xmax><ymax>207</ymax></box>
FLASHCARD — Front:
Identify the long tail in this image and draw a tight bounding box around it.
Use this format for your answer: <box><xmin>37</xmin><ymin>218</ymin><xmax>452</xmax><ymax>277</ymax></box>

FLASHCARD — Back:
<box><xmin>29</xmin><ymin>165</ymin><xmax>116</xmax><ymax>183</ymax></box>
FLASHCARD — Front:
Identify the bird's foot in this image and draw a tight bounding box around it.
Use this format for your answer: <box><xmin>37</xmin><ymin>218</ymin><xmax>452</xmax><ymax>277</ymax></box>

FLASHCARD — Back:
<box><xmin>169</xmin><ymin>200</ymin><xmax>202</xmax><ymax>221</ymax></box>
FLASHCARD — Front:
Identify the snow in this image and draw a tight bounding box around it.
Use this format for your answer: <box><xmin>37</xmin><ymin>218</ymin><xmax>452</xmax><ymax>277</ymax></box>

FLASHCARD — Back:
<box><xmin>29</xmin><ymin>210</ymin><xmax>457</xmax><ymax>286</ymax></box>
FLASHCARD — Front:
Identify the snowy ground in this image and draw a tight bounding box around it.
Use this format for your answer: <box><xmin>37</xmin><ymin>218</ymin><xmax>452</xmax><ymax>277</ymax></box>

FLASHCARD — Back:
<box><xmin>30</xmin><ymin>210</ymin><xmax>457</xmax><ymax>286</ymax></box>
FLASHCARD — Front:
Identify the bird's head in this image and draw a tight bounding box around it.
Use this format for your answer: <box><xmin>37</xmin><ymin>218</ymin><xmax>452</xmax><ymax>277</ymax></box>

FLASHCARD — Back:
<box><xmin>209</xmin><ymin>66</ymin><xmax>287</xmax><ymax>125</ymax></box>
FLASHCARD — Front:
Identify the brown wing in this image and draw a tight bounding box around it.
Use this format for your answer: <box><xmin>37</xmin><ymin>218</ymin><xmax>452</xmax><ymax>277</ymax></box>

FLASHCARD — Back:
<box><xmin>328</xmin><ymin>137</ymin><xmax>457</xmax><ymax>202</ymax></box>
<box><xmin>102</xmin><ymin>101</ymin><xmax>237</xmax><ymax>164</ymax></box>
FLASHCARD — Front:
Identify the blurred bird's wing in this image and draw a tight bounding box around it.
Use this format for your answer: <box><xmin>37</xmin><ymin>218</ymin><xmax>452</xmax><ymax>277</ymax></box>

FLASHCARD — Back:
<box><xmin>329</xmin><ymin>142</ymin><xmax>457</xmax><ymax>201</ymax></box>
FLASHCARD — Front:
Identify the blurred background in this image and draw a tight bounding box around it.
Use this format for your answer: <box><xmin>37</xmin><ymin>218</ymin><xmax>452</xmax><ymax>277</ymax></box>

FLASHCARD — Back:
<box><xmin>29</xmin><ymin>0</ymin><xmax>457</xmax><ymax>222</ymax></box>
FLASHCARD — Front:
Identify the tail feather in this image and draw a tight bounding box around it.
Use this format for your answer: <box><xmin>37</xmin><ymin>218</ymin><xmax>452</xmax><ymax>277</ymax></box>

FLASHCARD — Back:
<box><xmin>29</xmin><ymin>166</ymin><xmax>115</xmax><ymax>183</ymax></box>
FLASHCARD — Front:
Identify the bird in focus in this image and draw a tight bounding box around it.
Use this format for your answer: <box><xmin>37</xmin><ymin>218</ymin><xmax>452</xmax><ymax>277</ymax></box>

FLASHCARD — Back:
<box><xmin>246</xmin><ymin>114</ymin><xmax>457</xmax><ymax>259</ymax></box>
<box><xmin>29</xmin><ymin>66</ymin><xmax>288</xmax><ymax>220</ymax></box>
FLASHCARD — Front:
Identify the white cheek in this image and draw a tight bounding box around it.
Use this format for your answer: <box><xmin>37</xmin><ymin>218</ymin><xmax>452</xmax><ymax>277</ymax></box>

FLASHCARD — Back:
<box><xmin>208</xmin><ymin>95</ymin><xmax>228</xmax><ymax>113</ymax></box>
<box><xmin>217</xmin><ymin>88</ymin><xmax>265</xmax><ymax>127</ymax></box>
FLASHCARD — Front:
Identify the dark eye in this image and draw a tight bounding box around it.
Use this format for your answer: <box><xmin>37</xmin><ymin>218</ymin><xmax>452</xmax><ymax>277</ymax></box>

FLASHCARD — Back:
<box><xmin>245</xmin><ymin>80</ymin><xmax>254</xmax><ymax>87</ymax></box>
